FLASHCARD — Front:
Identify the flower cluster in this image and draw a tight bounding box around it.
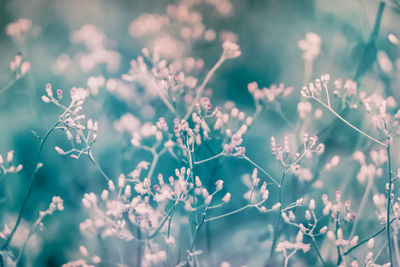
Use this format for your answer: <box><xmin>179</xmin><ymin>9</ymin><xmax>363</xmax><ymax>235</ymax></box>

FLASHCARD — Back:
<box><xmin>0</xmin><ymin>150</ymin><xmax>23</xmax><ymax>176</ymax></box>
<box><xmin>41</xmin><ymin>84</ymin><xmax>98</xmax><ymax>159</ymax></box>
<box><xmin>9</xmin><ymin>54</ymin><xmax>30</xmax><ymax>78</ymax></box>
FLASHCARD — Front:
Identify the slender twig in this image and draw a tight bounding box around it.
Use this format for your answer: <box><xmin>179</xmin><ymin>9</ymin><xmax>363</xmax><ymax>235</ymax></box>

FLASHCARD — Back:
<box><xmin>313</xmin><ymin>97</ymin><xmax>386</xmax><ymax>147</ymax></box>
<box><xmin>183</xmin><ymin>56</ymin><xmax>226</xmax><ymax>121</ymax></box>
<box><xmin>88</xmin><ymin>150</ymin><xmax>111</xmax><ymax>182</ymax></box>
<box><xmin>204</xmin><ymin>201</ymin><xmax>265</xmax><ymax>223</ymax></box>
<box><xmin>336</xmin><ymin>214</ymin><xmax>343</xmax><ymax>265</ymax></box>
<box><xmin>0</xmin><ymin>77</ymin><xmax>17</xmax><ymax>96</ymax></box>
<box><xmin>386</xmin><ymin>136</ymin><xmax>394</xmax><ymax>266</ymax></box>
<box><xmin>310</xmin><ymin>236</ymin><xmax>327</xmax><ymax>267</ymax></box>
<box><xmin>1</xmin><ymin>121</ymin><xmax>60</xmax><ymax>250</ymax></box>
<box><xmin>154</xmin><ymin>83</ymin><xmax>176</xmax><ymax>115</ymax></box>
<box><xmin>344</xmin><ymin>217</ymin><xmax>396</xmax><ymax>255</ymax></box>
<box><xmin>349</xmin><ymin>172</ymin><xmax>374</xmax><ymax>239</ymax></box>
<box><xmin>394</xmin><ymin>230</ymin><xmax>400</xmax><ymax>266</ymax></box>
<box><xmin>194</xmin><ymin>152</ymin><xmax>223</xmax><ymax>165</ymax></box>
<box><xmin>242</xmin><ymin>155</ymin><xmax>280</xmax><ymax>187</ymax></box>
<box><xmin>269</xmin><ymin>172</ymin><xmax>286</xmax><ymax>258</ymax></box>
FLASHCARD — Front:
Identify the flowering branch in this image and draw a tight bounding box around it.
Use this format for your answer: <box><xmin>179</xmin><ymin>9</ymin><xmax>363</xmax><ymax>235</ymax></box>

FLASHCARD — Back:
<box><xmin>1</xmin><ymin>120</ymin><xmax>60</xmax><ymax>250</ymax></box>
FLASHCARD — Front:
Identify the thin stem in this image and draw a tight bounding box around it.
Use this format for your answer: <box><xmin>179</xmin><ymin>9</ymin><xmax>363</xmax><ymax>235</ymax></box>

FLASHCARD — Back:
<box><xmin>189</xmin><ymin>214</ymin><xmax>205</xmax><ymax>253</ymax></box>
<box><xmin>194</xmin><ymin>152</ymin><xmax>223</xmax><ymax>165</ymax></box>
<box><xmin>88</xmin><ymin>150</ymin><xmax>111</xmax><ymax>182</ymax></box>
<box><xmin>148</xmin><ymin>195</ymin><xmax>181</xmax><ymax>239</ymax></box>
<box><xmin>156</xmin><ymin>86</ymin><xmax>176</xmax><ymax>115</ymax></box>
<box><xmin>117</xmin><ymin>239</ymin><xmax>125</xmax><ymax>267</ymax></box>
<box><xmin>336</xmin><ymin>214</ymin><xmax>343</xmax><ymax>265</ymax></box>
<box><xmin>374</xmin><ymin>239</ymin><xmax>388</xmax><ymax>262</ymax></box>
<box><xmin>147</xmin><ymin>154</ymin><xmax>159</xmax><ymax>180</ymax></box>
<box><xmin>344</xmin><ymin>217</ymin><xmax>396</xmax><ymax>255</ymax></box>
<box><xmin>314</xmin><ymin>98</ymin><xmax>386</xmax><ymax>147</ymax></box>
<box><xmin>15</xmin><ymin>211</ymin><xmax>47</xmax><ymax>264</ymax></box>
<box><xmin>147</xmin><ymin>147</ymin><xmax>167</xmax><ymax>182</ymax></box>
<box><xmin>242</xmin><ymin>155</ymin><xmax>280</xmax><ymax>187</ymax></box>
<box><xmin>0</xmin><ymin>77</ymin><xmax>17</xmax><ymax>96</ymax></box>
<box><xmin>386</xmin><ymin>136</ymin><xmax>394</xmax><ymax>267</ymax></box>
<box><xmin>284</xmin><ymin>249</ymin><xmax>296</xmax><ymax>267</ymax></box>
<box><xmin>269</xmin><ymin>172</ymin><xmax>286</xmax><ymax>258</ymax></box>
<box><xmin>136</xmin><ymin>229</ymin><xmax>141</xmax><ymax>267</ymax></box>
<box><xmin>394</xmin><ymin>230</ymin><xmax>400</xmax><ymax>266</ymax></box>
<box><xmin>1</xmin><ymin>121</ymin><xmax>59</xmax><ymax>250</ymax></box>
<box><xmin>311</xmin><ymin>236</ymin><xmax>327</xmax><ymax>267</ymax></box>
<box><xmin>183</xmin><ymin>56</ymin><xmax>226</xmax><ymax>121</ymax></box>
<box><xmin>349</xmin><ymin>173</ymin><xmax>374</xmax><ymax>239</ymax></box>
<box><xmin>204</xmin><ymin>205</ymin><xmax>249</xmax><ymax>223</ymax></box>
<box><xmin>323</xmin><ymin>83</ymin><xmax>331</xmax><ymax>108</ymax></box>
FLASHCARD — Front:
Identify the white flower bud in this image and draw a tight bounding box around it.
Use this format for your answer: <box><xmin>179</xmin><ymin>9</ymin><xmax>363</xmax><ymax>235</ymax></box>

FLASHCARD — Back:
<box><xmin>262</xmin><ymin>190</ymin><xmax>269</xmax><ymax>200</ymax></box>
<box><xmin>289</xmin><ymin>211</ymin><xmax>296</xmax><ymax>220</ymax></box>
<box><xmin>101</xmin><ymin>190</ymin><xmax>109</xmax><ymax>201</ymax></box>
<box><xmin>319</xmin><ymin>226</ymin><xmax>328</xmax><ymax>234</ymax></box>
<box><xmin>41</xmin><ymin>95</ymin><xmax>50</xmax><ymax>103</ymax></box>
<box><xmin>54</xmin><ymin>146</ymin><xmax>65</xmax><ymax>155</ymax></box>
<box><xmin>6</xmin><ymin>151</ymin><xmax>14</xmax><ymax>162</ymax></box>
<box><xmin>79</xmin><ymin>246</ymin><xmax>88</xmax><ymax>257</ymax></box>
<box><xmin>205</xmin><ymin>195</ymin><xmax>212</xmax><ymax>205</ymax></box>
<box><xmin>215</xmin><ymin>180</ymin><xmax>223</xmax><ymax>191</ymax></box>
<box><xmin>309</xmin><ymin>199</ymin><xmax>316</xmax><ymax>210</ymax></box>
<box><xmin>327</xmin><ymin>230</ymin><xmax>335</xmax><ymax>240</ymax></box>
<box><xmin>124</xmin><ymin>185</ymin><xmax>131</xmax><ymax>197</ymax></box>
<box><xmin>92</xmin><ymin>256</ymin><xmax>101</xmax><ymax>264</ymax></box>
<box><xmin>16</xmin><ymin>164</ymin><xmax>23</xmax><ymax>172</ymax></box>
<box><xmin>222</xmin><ymin>193</ymin><xmax>231</xmax><ymax>203</ymax></box>
<box><xmin>367</xmin><ymin>238</ymin><xmax>374</xmax><ymax>249</ymax></box>
<box><xmin>118</xmin><ymin>174</ymin><xmax>126</xmax><ymax>188</ymax></box>
<box><xmin>305</xmin><ymin>210</ymin><xmax>311</xmax><ymax>220</ymax></box>
<box><xmin>350</xmin><ymin>236</ymin><xmax>359</xmax><ymax>246</ymax></box>
<box><xmin>296</xmin><ymin>231</ymin><xmax>304</xmax><ymax>243</ymax></box>
<box><xmin>108</xmin><ymin>180</ymin><xmax>115</xmax><ymax>191</ymax></box>
<box><xmin>272</xmin><ymin>202</ymin><xmax>281</xmax><ymax>210</ymax></box>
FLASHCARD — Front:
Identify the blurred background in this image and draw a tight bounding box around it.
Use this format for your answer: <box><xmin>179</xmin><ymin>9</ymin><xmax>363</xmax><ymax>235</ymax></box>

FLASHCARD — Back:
<box><xmin>0</xmin><ymin>0</ymin><xmax>400</xmax><ymax>266</ymax></box>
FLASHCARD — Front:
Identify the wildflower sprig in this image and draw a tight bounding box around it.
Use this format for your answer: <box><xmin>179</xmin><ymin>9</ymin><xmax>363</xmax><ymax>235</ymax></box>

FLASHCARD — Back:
<box><xmin>14</xmin><ymin>197</ymin><xmax>64</xmax><ymax>264</ymax></box>
<box><xmin>301</xmin><ymin>75</ymin><xmax>387</xmax><ymax>147</ymax></box>
<box><xmin>0</xmin><ymin>150</ymin><xmax>23</xmax><ymax>177</ymax></box>
<box><xmin>0</xmin><ymin>54</ymin><xmax>30</xmax><ymax>96</ymax></box>
<box><xmin>275</xmin><ymin>230</ymin><xmax>311</xmax><ymax>267</ymax></box>
<box><xmin>270</xmin><ymin>133</ymin><xmax>324</xmax><ymax>182</ymax></box>
<box><xmin>41</xmin><ymin>84</ymin><xmax>99</xmax><ymax>159</ymax></box>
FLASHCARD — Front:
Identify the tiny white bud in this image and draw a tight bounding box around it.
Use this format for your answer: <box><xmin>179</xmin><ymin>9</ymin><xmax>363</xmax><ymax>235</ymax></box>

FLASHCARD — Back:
<box><xmin>92</xmin><ymin>255</ymin><xmax>101</xmax><ymax>264</ymax></box>
<box><xmin>367</xmin><ymin>238</ymin><xmax>374</xmax><ymax>249</ymax></box>
<box><xmin>205</xmin><ymin>195</ymin><xmax>212</xmax><ymax>205</ymax></box>
<box><xmin>319</xmin><ymin>226</ymin><xmax>328</xmax><ymax>234</ymax></box>
<box><xmin>222</xmin><ymin>193</ymin><xmax>231</xmax><ymax>203</ymax></box>
<box><xmin>272</xmin><ymin>202</ymin><xmax>281</xmax><ymax>210</ymax></box>
<box><xmin>101</xmin><ymin>190</ymin><xmax>109</xmax><ymax>201</ymax></box>
<box><xmin>108</xmin><ymin>180</ymin><xmax>115</xmax><ymax>191</ymax></box>
<box><xmin>215</xmin><ymin>180</ymin><xmax>223</xmax><ymax>191</ymax></box>
<box><xmin>6</xmin><ymin>151</ymin><xmax>14</xmax><ymax>162</ymax></box>
<box><xmin>309</xmin><ymin>199</ymin><xmax>316</xmax><ymax>210</ymax></box>
<box><xmin>16</xmin><ymin>164</ymin><xmax>23</xmax><ymax>172</ymax></box>
<box><xmin>262</xmin><ymin>190</ymin><xmax>269</xmax><ymax>200</ymax></box>
<box><xmin>118</xmin><ymin>174</ymin><xmax>126</xmax><ymax>188</ymax></box>
<box><xmin>305</xmin><ymin>210</ymin><xmax>311</xmax><ymax>220</ymax></box>
<box><xmin>79</xmin><ymin>246</ymin><xmax>88</xmax><ymax>257</ymax></box>
<box><xmin>327</xmin><ymin>230</ymin><xmax>335</xmax><ymax>240</ymax></box>
<box><xmin>54</xmin><ymin>146</ymin><xmax>65</xmax><ymax>155</ymax></box>
<box><xmin>41</xmin><ymin>95</ymin><xmax>50</xmax><ymax>103</ymax></box>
